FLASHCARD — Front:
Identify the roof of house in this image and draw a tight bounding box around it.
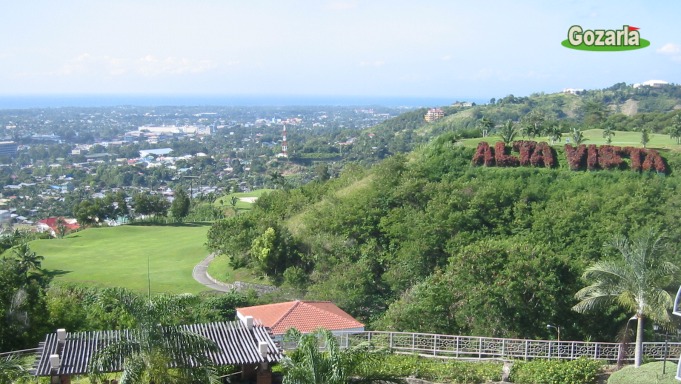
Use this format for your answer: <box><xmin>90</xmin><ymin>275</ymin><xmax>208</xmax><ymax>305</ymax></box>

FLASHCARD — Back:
<box><xmin>33</xmin><ymin>320</ymin><xmax>282</xmax><ymax>376</ymax></box>
<box><xmin>37</xmin><ymin>217</ymin><xmax>80</xmax><ymax>231</ymax></box>
<box><xmin>237</xmin><ymin>300</ymin><xmax>364</xmax><ymax>335</ymax></box>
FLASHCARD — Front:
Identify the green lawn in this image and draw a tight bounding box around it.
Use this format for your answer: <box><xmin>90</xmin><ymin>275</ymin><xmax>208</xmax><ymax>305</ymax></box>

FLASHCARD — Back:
<box><xmin>608</xmin><ymin>361</ymin><xmax>678</xmax><ymax>383</ymax></box>
<box><xmin>206</xmin><ymin>254</ymin><xmax>271</xmax><ymax>285</ymax></box>
<box><xmin>461</xmin><ymin>129</ymin><xmax>681</xmax><ymax>149</ymax></box>
<box><xmin>214</xmin><ymin>188</ymin><xmax>274</xmax><ymax>211</ymax></box>
<box><xmin>32</xmin><ymin>224</ymin><xmax>211</xmax><ymax>294</ymax></box>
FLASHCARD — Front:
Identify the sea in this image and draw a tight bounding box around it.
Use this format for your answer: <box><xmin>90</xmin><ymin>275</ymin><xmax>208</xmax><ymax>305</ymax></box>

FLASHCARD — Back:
<box><xmin>0</xmin><ymin>94</ymin><xmax>487</xmax><ymax>109</ymax></box>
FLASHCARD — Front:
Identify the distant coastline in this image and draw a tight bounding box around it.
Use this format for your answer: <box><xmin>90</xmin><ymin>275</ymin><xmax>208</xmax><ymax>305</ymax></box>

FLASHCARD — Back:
<box><xmin>0</xmin><ymin>94</ymin><xmax>486</xmax><ymax>109</ymax></box>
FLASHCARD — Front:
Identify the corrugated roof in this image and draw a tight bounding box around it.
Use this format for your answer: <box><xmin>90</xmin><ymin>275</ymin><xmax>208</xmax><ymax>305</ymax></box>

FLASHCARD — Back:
<box><xmin>33</xmin><ymin>320</ymin><xmax>281</xmax><ymax>376</ymax></box>
<box><xmin>237</xmin><ymin>300</ymin><xmax>364</xmax><ymax>335</ymax></box>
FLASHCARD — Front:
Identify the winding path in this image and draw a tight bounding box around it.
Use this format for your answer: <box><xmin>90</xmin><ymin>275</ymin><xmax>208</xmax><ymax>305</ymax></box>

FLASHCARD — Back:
<box><xmin>192</xmin><ymin>253</ymin><xmax>234</xmax><ymax>292</ymax></box>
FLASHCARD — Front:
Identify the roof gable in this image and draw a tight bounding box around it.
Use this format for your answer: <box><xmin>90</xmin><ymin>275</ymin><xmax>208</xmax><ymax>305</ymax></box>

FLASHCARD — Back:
<box><xmin>237</xmin><ymin>300</ymin><xmax>364</xmax><ymax>335</ymax></box>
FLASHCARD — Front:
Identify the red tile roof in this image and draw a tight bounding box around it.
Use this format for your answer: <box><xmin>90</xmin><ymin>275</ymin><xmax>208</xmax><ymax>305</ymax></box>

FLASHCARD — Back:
<box><xmin>237</xmin><ymin>300</ymin><xmax>364</xmax><ymax>335</ymax></box>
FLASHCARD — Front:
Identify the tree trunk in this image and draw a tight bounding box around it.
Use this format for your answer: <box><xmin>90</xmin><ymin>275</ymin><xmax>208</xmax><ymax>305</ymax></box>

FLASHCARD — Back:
<box><xmin>635</xmin><ymin>314</ymin><xmax>644</xmax><ymax>368</ymax></box>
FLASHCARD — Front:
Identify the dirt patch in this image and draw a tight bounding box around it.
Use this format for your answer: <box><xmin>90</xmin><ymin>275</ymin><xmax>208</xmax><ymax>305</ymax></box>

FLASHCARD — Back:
<box><xmin>621</xmin><ymin>99</ymin><xmax>639</xmax><ymax>116</ymax></box>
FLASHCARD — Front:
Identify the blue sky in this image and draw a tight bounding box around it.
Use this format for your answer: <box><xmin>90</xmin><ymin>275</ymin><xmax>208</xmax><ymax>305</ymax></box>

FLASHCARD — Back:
<box><xmin>1</xmin><ymin>0</ymin><xmax>679</xmax><ymax>100</ymax></box>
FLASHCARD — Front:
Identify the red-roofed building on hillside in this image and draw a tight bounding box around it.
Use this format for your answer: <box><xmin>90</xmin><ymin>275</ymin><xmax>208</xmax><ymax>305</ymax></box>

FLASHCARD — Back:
<box><xmin>236</xmin><ymin>300</ymin><xmax>364</xmax><ymax>337</ymax></box>
<box><xmin>37</xmin><ymin>217</ymin><xmax>80</xmax><ymax>237</ymax></box>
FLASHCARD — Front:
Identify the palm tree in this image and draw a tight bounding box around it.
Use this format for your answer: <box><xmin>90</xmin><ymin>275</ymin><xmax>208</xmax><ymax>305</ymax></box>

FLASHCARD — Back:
<box><xmin>282</xmin><ymin>328</ymin><xmax>402</xmax><ymax>384</ymax></box>
<box><xmin>546</xmin><ymin>122</ymin><xmax>563</xmax><ymax>145</ymax></box>
<box><xmin>88</xmin><ymin>294</ymin><xmax>220</xmax><ymax>383</ymax></box>
<box><xmin>498</xmin><ymin>120</ymin><xmax>519</xmax><ymax>144</ymax></box>
<box><xmin>571</xmin><ymin>127</ymin><xmax>587</xmax><ymax>145</ymax></box>
<box><xmin>602</xmin><ymin>122</ymin><xmax>616</xmax><ymax>145</ymax></box>
<box><xmin>0</xmin><ymin>354</ymin><xmax>30</xmax><ymax>384</ymax></box>
<box><xmin>572</xmin><ymin>231</ymin><xmax>678</xmax><ymax>367</ymax></box>
<box><xmin>11</xmin><ymin>243</ymin><xmax>43</xmax><ymax>277</ymax></box>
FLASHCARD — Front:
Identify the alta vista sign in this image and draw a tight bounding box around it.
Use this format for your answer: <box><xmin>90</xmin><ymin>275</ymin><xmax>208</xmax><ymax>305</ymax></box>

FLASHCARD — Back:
<box><xmin>562</xmin><ymin>25</ymin><xmax>650</xmax><ymax>51</ymax></box>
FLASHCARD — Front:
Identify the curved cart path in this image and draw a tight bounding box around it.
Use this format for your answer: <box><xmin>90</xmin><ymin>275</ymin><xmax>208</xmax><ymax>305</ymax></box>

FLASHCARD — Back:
<box><xmin>192</xmin><ymin>253</ymin><xmax>234</xmax><ymax>292</ymax></box>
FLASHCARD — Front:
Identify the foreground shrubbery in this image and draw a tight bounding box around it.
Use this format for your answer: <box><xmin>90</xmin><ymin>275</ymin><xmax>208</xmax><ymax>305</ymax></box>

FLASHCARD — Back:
<box><xmin>372</xmin><ymin>354</ymin><xmax>502</xmax><ymax>383</ymax></box>
<box><xmin>510</xmin><ymin>357</ymin><xmax>603</xmax><ymax>384</ymax></box>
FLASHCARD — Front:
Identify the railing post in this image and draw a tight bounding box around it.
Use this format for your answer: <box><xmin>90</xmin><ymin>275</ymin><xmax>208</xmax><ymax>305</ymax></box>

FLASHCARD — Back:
<box><xmin>501</xmin><ymin>339</ymin><xmax>506</xmax><ymax>359</ymax></box>
<box><xmin>433</xmin><ymin>334</ymin><xmax>438</xmax><ymax>356</ymax></box>
<box><xmin>548</xmin><ymin>341</ymin><xmax>552</xmax><ymax>359</ymax></box>
<box><xmin>594</xmin><ymin>343</ymin><xmax>598</xmax><ymax>359</ymax></box>
<box><xmin>389</xmin><ymin>332</ymin><xmax>394</xmax><ymax>350</ymax></box>
<box><xmin>412</xmin><ymin>333</ymin><xmax>415</xmax><ymax>353</ymax></box>
<box><xmin>524</xmin><ymin>339</ymin><xmax>528</xmax><ymax>360</ymax></box>
<box><xmin>456</xmin><ymin>336</ymin><xmax>460</xmax><ymax>358</ymax></box>
<box><xmin>479</xmin><ymin>337</ymin><xmax>483</xmax><ymax>359</ymax></box>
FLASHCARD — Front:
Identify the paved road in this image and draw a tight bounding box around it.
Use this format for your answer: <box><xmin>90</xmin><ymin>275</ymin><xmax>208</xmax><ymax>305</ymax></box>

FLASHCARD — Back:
<box><xmin>192</xmin><ymin>253</ymin><xmax>234</xmax><ymax>292</ymax></box>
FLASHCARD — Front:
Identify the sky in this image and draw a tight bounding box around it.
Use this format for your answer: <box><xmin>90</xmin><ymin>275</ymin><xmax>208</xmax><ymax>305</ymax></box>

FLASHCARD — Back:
<box><xmin>1</xmin><ymin>0</ymin><xmax>680</xmax><ymax>102</ymax></box>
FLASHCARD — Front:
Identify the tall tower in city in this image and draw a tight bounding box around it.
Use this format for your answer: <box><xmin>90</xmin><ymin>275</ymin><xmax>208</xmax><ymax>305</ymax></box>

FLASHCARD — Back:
<box><xmin>281</xmin><ymin>125</ymin><xmax>289</xmax><ymax>158</ymax></box>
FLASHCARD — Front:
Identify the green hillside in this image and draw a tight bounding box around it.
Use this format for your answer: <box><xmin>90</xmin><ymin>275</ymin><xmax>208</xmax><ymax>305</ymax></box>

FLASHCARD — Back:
<box><xmin>33</xmin><ymin>224</ymin><xmax>210</xmax><ymax>294</ymax></box>
<box><xmin>347</xmin><ymin>83</ymin><xmax>681</xmax><ymax>163</ymax></box>
<box><xmin>207</xmin><ymin>135</ymin><xmax>681</xmax><ymax>342</ymax></box>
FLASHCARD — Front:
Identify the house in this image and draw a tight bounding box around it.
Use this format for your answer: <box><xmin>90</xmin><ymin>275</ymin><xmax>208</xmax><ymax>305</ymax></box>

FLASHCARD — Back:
<box><xmin>633</xmin><ymin>79</ymin><xmax>669</xmax><ymax>88</ymax></box>
<box><xmin>236</xmin><ymin>300</ymin><xmax>364</xmax><ymax>337</ymax></box>
<box><xmin>424</xmin><ymin>108</ymin><xmax>445</xmax><ymax>122</ymax></box>
<box><xmin>37</xmin><ymin>217</ymin><xmax>80</xmax><ymax>237</ymax></box>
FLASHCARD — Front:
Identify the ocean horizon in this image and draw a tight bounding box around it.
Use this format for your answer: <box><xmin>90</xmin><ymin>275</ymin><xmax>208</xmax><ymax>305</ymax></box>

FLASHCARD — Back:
<box><xmin>0</xmin><ymin>94</ymin><xmax>488</xmax><ymax>109</ymax></box>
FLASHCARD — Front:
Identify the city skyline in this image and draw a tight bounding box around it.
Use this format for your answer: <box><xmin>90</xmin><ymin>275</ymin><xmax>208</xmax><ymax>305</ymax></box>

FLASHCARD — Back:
<box><xmin>1</xmin><ymin>1</ymin><xmax>680</xmax><ymax>102</ymax></box>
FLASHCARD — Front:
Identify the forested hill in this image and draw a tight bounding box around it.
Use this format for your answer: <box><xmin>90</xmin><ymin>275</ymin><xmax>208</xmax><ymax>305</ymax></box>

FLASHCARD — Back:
<box><xmin>208</xmin><ymin>133</ymin><xmax>681</xmax><ymax>342</ymax></box>
<box><xmin>350</xmin><ymin>82</ymin><xmax>681</xmax><ymax>160</ymax></box>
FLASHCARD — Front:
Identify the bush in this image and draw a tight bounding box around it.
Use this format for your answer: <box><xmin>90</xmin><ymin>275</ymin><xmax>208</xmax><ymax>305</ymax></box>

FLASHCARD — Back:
<box><xmin>374</xmin><ymin>354</ymin><xmax>503</xmax><ymax>383</ymax></box>
<box><xmin>510</xmin><ymin>357</ymin><xmax>602</xmax><ymax>384</ymax></box>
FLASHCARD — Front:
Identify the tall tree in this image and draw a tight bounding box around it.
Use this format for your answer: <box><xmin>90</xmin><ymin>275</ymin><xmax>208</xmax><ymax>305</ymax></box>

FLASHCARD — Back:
<box><xmin>640</xmin><ymin>128</ymin><xmax>650</xmax><ymax>149</ymax></box>
<box><xmin>478</xmin><ymin>116</ymin><xmax>495</xmax><ymax>138</ymax></box>
<box><xmin>170</xmin><ymin>188</ymin><xmax>190</xmax><ymax>222</ymax></box>
<box><xmin>572</xmin><ymin>231</ymin><xmax>679</xmax><ymax>367</ymax></box>
<box><xmin>602</xmin><ymin>122</ymin><xmax>616</xmax><ymax>145</ymax></box>
<box><xmin>669</xmin><ymin>114</ymin><xmax>681</xmax><ymax>145</ymax></box>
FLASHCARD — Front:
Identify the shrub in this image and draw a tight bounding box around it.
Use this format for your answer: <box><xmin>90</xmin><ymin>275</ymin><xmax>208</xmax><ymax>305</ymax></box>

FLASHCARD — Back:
<box><xmin>374</xmin><ymin>354</ymin><xmax>502</xmax><ymax>383</ymax></box>
<box><xmin>509</xmin><ymin>357</ymin><xmax>602</xmax><ymax>384</ymax></box>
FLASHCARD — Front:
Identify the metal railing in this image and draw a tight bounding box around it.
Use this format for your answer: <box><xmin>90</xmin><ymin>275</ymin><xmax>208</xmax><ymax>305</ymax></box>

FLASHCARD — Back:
<box><xmin>329</xmin><ymin>331</ymin><xmax>681</xmax><ymax>363</ymax></box>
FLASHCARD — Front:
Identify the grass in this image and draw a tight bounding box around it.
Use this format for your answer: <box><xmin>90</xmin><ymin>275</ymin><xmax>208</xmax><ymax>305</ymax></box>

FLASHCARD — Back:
<box><xmin>461</xmin><ymin>129</ymin><xmax>681</xmax><ymax>150</ymax></box>
<box><xmin>32</xmin><ymin>224</ymin><xmax>211</xmax><ymax>294</ymax></box>
<box><xmin>608</xmin><ymin>361</ymin><xmax>678</xmax><ymax>383</ymax></box>
<box><xmin>214</xmin><ymin>188</ymin><xmax>274</xmax><ymax>211</ymax></box>
<box><xmin>206</xmin><ymin>254</ymin><xmax>271</xmax><ymax>285</ymax></box>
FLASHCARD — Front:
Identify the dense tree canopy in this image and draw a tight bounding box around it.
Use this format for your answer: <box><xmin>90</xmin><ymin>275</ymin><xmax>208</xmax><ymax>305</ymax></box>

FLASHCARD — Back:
<box><xmin>208</xmin><ymin>137</ymin><xmax>681</xmax><ymax>341</ymax></box>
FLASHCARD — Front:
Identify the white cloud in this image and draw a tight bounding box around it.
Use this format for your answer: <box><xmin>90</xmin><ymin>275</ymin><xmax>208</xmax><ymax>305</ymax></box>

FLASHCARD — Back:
<box><xmin>657</xmin><ymin>43</ymin><xmax>681</xmax><ymax>55</ymax></box>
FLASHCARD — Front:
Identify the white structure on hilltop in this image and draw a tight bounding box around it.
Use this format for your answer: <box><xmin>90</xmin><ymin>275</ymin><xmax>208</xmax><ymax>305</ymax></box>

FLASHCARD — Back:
<box><xmin>633</xmin><ymin>80</ymin><xmax>669</xmax><ymax>88</ymax></box>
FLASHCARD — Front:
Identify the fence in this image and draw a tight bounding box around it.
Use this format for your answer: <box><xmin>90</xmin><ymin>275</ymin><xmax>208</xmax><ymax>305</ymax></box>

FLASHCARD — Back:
<box><xmin>330</xmin><ymin>331</ymin><xmax>681</xmax><ymax>363</ymax></box>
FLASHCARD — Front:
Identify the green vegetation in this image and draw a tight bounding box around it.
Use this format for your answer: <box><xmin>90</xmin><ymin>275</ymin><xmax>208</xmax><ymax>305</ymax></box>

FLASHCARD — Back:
<box><xmin>510</xmin><ymin>358</ymin><xmax>603</xmax><ymax>384</ymax></box>
<box><xmin>607</xmin><ymin>361</ymin><xmax>678</xmax><ymax>384</ymax></box>
<box><xmin>461</xmin><ymin>129</ymin><xmax>681</xmax><ymax>149</ymax></box>
<box><xmin>207</xmin><ymin>134</ymin><xmax>681</xmax><ymax>342</ymax></box>
<box><xmin>33</xmin><ymin>224</ymin><xmax>210</xmax><ymax>294</ymax></box>
<box><xmin>573</xmin><ymin>231</ymin><xmax>678</xmax><ymax>367</ymax></box>
<box><xmin>89</xmin><ymin>294</ymin><xmax>220</xmax><ymax>384</ymax></box>
<box><xmin>206</xmin><ymin>254</ymin><xmax>270</xmax><ymax>285</ymax></box>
